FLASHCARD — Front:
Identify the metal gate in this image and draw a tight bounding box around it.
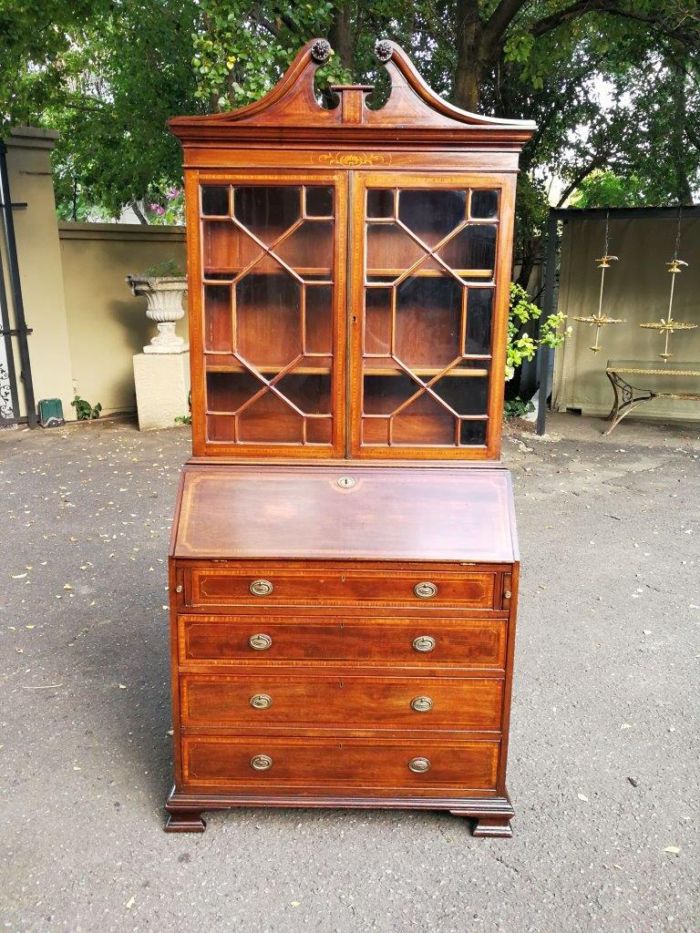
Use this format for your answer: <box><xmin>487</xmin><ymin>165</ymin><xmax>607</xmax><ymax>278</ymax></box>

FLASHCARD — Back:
<box><xmin>0</xmin><ymin>139</ymin><xmax>36</xmax><ymax>426</ymax></box>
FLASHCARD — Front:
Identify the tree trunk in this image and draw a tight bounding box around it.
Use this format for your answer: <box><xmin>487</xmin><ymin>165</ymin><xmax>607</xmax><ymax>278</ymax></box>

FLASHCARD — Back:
<box><xmin>669</xmin><ymin>59</ymin><xmax>693</xmax><ymax>205</ymax></box>
<box><xmin>329</xmin><ymin>1</ymin><xmax>355</xmax><ymax>71</ymax></box>
<box><xmin>453</xmin><ymin>0</ymin><xmax>484</xmax><ymax>111</ymax></box>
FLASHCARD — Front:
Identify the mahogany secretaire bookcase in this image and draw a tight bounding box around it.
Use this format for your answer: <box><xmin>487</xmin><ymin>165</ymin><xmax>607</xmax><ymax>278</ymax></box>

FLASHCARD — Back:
<box><xmin>165</xmin><ymin>38</ymin><xmax>535</xmax><ymax>836</ymax></box>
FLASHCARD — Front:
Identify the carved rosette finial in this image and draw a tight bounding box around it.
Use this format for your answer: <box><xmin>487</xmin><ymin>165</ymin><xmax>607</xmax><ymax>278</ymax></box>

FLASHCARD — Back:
<box><xmin>310</xmin><ymin>39</ymin><xmax>332</xmax><ymax>63</ymax></box>
<box><xmin>375</xmin><ymin>40</ymin><xmax>393</xmax><ymax>63</ymax></box>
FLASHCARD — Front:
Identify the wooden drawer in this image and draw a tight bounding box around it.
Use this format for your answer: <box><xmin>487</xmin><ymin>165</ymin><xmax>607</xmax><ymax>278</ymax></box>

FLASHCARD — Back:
<box><xmin>184</xmin><ymin>564</ymin><xmax>499</xmax><ymax>609</ymax></box>
<box><xmin>180</xmin><ymin>672</ymin><xmax>502</xmax><ymax>731</ymax></box>
<box><xmin>182</xmin><ymin>734</ymin><xmax>500</xmax><ymax>794</ymax></box>
<box><xmin>178</xmin><ymin>615</ymin><xmax>507</xmax><ymax>668</ymax></box>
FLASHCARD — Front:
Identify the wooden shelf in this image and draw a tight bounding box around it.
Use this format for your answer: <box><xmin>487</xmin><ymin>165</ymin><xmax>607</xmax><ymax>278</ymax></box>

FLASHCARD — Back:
<box><xmin>364</xmin><ymin>366</ymin><xmax>489</xmax><ymax>378</ymax></box>
<box><xmin>206</xmin><ymin>361</ymin><xmax>331</xmax><ymax>375</ymax></box>
<box><xmin>204</xmin><ymin>266</ymin><xmax>332</xmax><ymax>280</ymax></box>
<box><xmin>366</xmin><ymin>268</ymin><xmax>493</xmax><ymax>280</ymax></box>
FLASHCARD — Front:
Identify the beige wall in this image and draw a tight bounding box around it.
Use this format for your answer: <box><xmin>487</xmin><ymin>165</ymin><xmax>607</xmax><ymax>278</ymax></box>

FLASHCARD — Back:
<box><xmin>553</xmin><ymin>215</ymin><xmax>700</xmax><ymax>422</ymax></box>
<box><xmin>4</xmin><ymin>127</ymin><xmax>75</xmax><ymax>418</ymax></box>
<box><xmin>4</xmin><ymin>127</ymin><xmax>187</xmax><ymax>421</ymax></box>
<box><xmin>59</xmin><ymin>224</ymin><xmax>186</xmax><ymax>415</ymax></box>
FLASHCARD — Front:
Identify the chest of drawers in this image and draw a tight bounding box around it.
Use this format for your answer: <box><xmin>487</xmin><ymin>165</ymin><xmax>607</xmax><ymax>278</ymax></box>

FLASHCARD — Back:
<box><xmin>165</xmin><ymin>464</ymin><xmax>519</xmax><ymax>837</ymax></box>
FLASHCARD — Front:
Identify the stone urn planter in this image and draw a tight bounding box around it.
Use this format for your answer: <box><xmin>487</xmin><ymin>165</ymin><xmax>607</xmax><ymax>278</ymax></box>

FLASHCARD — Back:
<box><xmin>126</xmin><ymin>274</ymin><xmax>188</xmax><ymax>354</ymax></box>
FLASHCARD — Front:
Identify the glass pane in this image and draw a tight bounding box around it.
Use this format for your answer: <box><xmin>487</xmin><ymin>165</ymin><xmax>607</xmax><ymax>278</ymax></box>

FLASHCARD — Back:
<box><xmin>276</xmin><ymin>221</ymin><xmax>333</xmax><ymax>272</ymax></box>
<box><xmin>306</xmin><ymin>187</ymin><xmax>333</xmax><ymax>217</ymax></box>
<box><xmin>238</xmin><ymin>392</ymin><xmax>303</xmax><ymax>443</ymax></box>
<box><xmin>306</xmin><ymin>419</ymin><xmax>332</xmax><ymax>444</ymax></box>
<box><xmin>398</xmin><ymin>190</ymin><xmax>466</xmax><ymax>245</ymax></box>
<box><xmin>236</xmin><ymin>271</ymin><xmax>301</xmax><ymax>368</ymax></box>
<box><xmin>204</xmin><ymin>285</ymin><xmax>232</xmax><ymax>352</ymax></box>
<box><xmin>363</xmin><ymin>375</ymin><xmax>418</xmax><ymax>415</ymax></box>
<box><xmin>392</xmin><ymin>393</ymin><xmax>454</xmax><ymax>445</ymax></box>
<box><xmin>306</xmin><ymin>285</ymin><xmax>332</xmax><ymax>354</ymax></box>
<box><xmin>460</xmin><ymin>420</ymin><xmax>487</xmax><ymax>445</ymax></box>
<box><xmin>466</xmin><ymin>289</ymin><xmax>493</xmax><ymax>355</ymax></box>
<box><xmin>395</xmin><ymin>276</ymin><xmax>462</xmax><ymax>367</ymax></box>
<box><xmin>207</xmin><ymin>371</ymin><xmax>262</xmax><ymax>413</ymax></box>
<box><xmin>363</xmin><ymin>418</ymin><xmax>390</xmax><ymax>445</ymax></box>
<box><xmin>432</xmin><ymin>375</ymin><xmax>488</xmax><ymax>415</ymax></box>
<box><xmin>276</xmin><ymin>374</ymin><xmax>331</xmax><ymax>415</ymax></box>
<box><xmin>234</xmin><ymin>186</ymin><xmax>300</xmax><ymax>240</ymax></box>
<box><xmin>366</xmin><ymin>224</ymin><xmax>423</xmax><ymax>277</ymax></box>
<box><xmin>367</xmin><ymin>189</ymin><xmax>394</xmax><ymax>218</ymax></box>
<box><xmin>207</xmin><ymin>414</ymin><xmax>235</xmax><ymax>442</ymax></box>
<box><xmin>471</xmin><ymin>190</ymin><xmax>499</xmax><ymax>219</ymax></box>
<box><xmin>438</xmin><ymin>225</ymin><xmax>497</xmax><ymax>271</ymax></box>
<box><xmin>201</xmin><ymin>185</ymin><xmax>229</xmax><ymax>216</ymax></box>
<box><xmin>203</xmin><ymin>220</ymin><xmax>261</xmax><ymax>272</ymax></box>
<box><xmin>364</xmin><ymin>289</ymin><xmax>392</xmax><ymax>355</ymax></box>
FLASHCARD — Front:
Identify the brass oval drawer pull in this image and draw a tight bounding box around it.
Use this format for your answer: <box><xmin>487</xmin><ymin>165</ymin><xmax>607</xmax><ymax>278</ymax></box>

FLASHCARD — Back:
<box><xmin>414</xmin><ymin>581</ymin><xmax>438</xmax><ymax>599</ymax></box>
<box><xmin>410</xmin><ymin>695</ymin><xmax>433</xmax><ymax>713</ymax></box>
<box><xmin>408</xmin><ymin>757</ymin><xmax>431</xmax><ymax>773</ymax></box>
<box><xmin>250</xmin><ymin>578</ymin><xmax>274</xmax><ymax>597</ymax></box>
<box><xmin>250</xmin><ymin>754</ymin><xmax>273</xmax><ymax>771</ymax></box>
<box><xmin>412</xmin><ymin>635</ymin><xmax>436</xmax><ymax>653</ymax></box>
<box><xmin>249</xmin><ymin>633</ymin><xmax>272</xmax><ymax>651</ymax></box>
<box><xmin>250</xmin><ymin>693</ymin><xmax>272</xmax><ymax>710</ymax></box>
<box><xmin>503</xmin><ymin>588</ymin><xmax>512</xmax><ymax>600</ymax></box>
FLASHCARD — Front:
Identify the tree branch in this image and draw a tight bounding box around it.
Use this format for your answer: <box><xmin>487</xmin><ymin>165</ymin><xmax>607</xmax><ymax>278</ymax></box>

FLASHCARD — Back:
<box><xmin>556</xmin><ymin>156</ymin><xmax>606</xmax><ymax>207</ymax></box>
<box><xmin>483</xmin><ymin>0</ymin><xmax>530</xmax><ymax>45</ymax></box>
<box><xmin>531</xmin><ymin>0</ymin><xmax>697</xmax><ymax>45</ymax></box>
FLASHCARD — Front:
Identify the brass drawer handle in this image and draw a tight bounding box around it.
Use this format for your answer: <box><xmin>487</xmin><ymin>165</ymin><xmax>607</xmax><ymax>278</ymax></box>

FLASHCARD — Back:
<box><xmin>249</xmin><ymin>633</ymin><xmax>272</xmax><ymax>651</ymax></box>
<box><xmin>250</xmin><ymin>693</ymin><xmax>272</xmax><ymax>710</ymax></box>
<box><xmin>414</xmin><ymin>581</ymin><xmax>438</xmax><ymax>599</ymax></box>
<box><xmin>408</xmin><ymin>757</ymin><xmax>431</xmax><ymax>773</ymax></box>
<box><xmin>250</xmin><ymin>754</ymin><xmax>273</xmax><ymax>771</ymax></box>
<box><xmin>410</xmin><ymin>696</ymin><xmax>433</xmax><ymax>713</ymax></box>
<box><xmin>412</xmin><ymin>635</ymin><xmax>436</xmax><ymax>653</ymax></box>
<box><xmin>503</xmin><ymin>588</ymin><xmax>512</xmax><ymax>600</ymax></box>
<box><xmin>250</xmin><ymin>579</ymin><xmax>273</xmax><ymax>597</ymax></box>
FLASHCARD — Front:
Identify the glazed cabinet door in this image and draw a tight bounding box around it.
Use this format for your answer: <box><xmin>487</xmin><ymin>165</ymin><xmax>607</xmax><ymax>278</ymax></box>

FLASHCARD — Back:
<box><xmin>349</xmin><ymin>172</ymin><xmax>515</xmax><ymax>460</ymax></box>
<box><xmin>188</xmin><ymin>172</ymin><xmax>348</xmax><ymax>457</ymax></box>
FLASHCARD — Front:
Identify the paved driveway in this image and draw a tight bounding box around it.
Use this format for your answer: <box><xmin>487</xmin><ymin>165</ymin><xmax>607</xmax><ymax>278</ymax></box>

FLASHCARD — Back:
<box><xmin>1</xmin><ymin>415</ymin><xmax>698</xmax><ymax>932</ymax></box>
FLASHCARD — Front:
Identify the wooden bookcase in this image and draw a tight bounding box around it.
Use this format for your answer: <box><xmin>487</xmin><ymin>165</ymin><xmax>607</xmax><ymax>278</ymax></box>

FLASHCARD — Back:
<box><xmin>165</xmin><ymin>39</ymin><xmax>535</xmax><ymax>836</ymax></box>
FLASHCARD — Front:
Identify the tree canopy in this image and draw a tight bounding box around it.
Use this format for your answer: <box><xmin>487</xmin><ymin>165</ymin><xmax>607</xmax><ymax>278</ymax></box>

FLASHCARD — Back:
<box><xmin>2</xmin><ymin>0</ymin><xmax>699</xmax><ymax>273</ymax></box>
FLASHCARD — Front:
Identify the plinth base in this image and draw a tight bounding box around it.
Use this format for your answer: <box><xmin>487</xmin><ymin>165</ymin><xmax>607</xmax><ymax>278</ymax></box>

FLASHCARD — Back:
<box><xmin>133</xmin><ymin>351</ymin><xmax>190</xmax><ymax>431</ymax></box>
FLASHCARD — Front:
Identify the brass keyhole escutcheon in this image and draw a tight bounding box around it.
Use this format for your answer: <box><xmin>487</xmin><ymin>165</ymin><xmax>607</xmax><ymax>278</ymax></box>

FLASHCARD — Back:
<box><xmin>412</xmin><ymin>635</ymin><xmax>436</xmax><ymax>653</ymax></box>
<box><xmin>414</xmin><ymin>581</ymin><xmax>438</xmax><ymax>599</ymax></box>
<box><xmin>337</xmin><ymin>476</ymin><xmax>356</xmax><ymax>489</ymax></box>
<box><xmin>250</xmin><ymin>579</ymin><xmax>273</xmax><ymax>597</ymax></box>
<box><xmin>250</xmin><ymin>693</ymin><xmax>272</xmax><ymax>710</ymax></box>
<box><xmin>249</xmin><ymin>633</ymin><xmax>272</xmax><ymax>651</ymax></box>
<box><xmin>408</xmin><ymin>757</ymin><xmax>431</xmax><ymax>773</ymax></box>
<box><xmin>410</xmin><ymin>696</ymin><xmax>433</xmax><ymax>713</ymax></box>
<box><xmin>250</xmin><ymin>754</ymin><xmax>273</xmax><ymax>771</ymax></box>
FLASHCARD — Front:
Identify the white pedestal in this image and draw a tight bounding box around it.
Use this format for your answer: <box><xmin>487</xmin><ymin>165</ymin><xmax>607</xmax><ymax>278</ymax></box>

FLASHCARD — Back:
<box><xmin>133</xmin><ymin>351</ymin><xmax>190</xmax><ymax>431</ymax></box>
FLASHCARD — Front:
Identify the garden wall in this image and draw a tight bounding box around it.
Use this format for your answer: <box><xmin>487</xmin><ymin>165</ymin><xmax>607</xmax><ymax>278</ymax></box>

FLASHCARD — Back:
<box><xmin>553</xmin><ymin>214</ymin><xmax>700</xmax><ymax>423</ymax></box>
<box><xmin>59</xmin><ymin>223</ymin><xmax>186</xmax><ymax>416</ymax></box>
<box><xmin>4</xmin><ymin>127</ymin><xmax>187</xmax><ymax>421</ymax></box>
